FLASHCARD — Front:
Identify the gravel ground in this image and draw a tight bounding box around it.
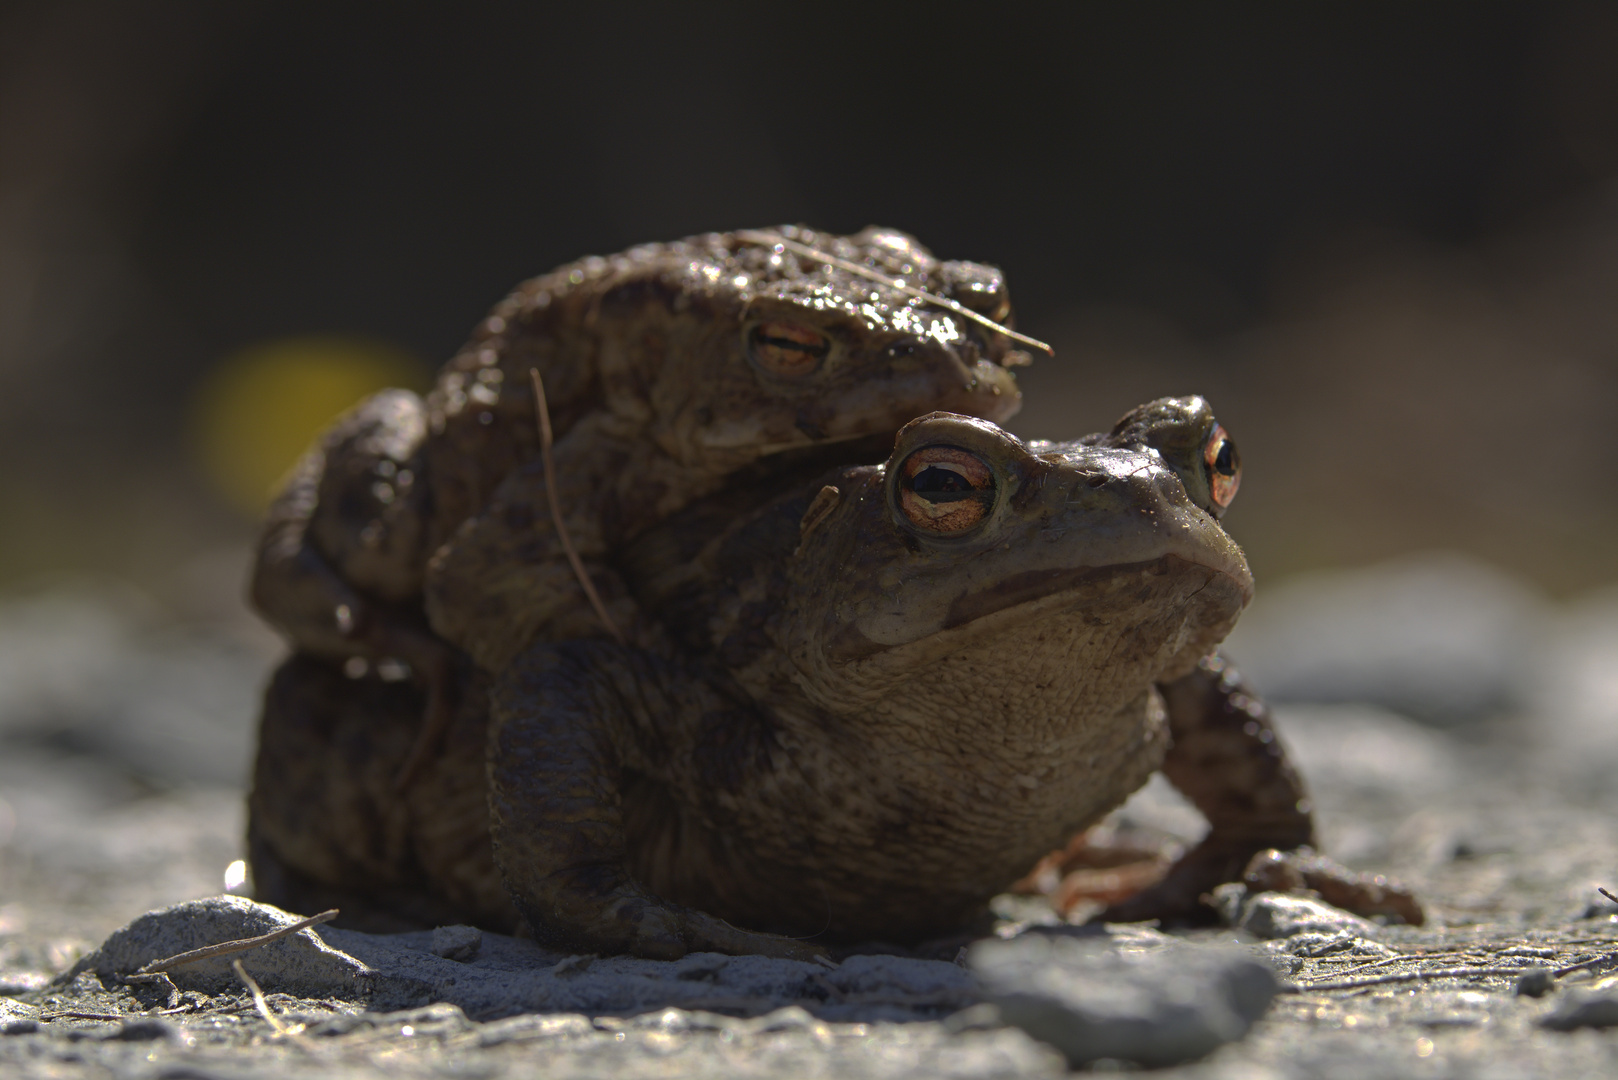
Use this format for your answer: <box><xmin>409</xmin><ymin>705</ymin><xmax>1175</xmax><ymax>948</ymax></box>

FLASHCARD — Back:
<box><xmin>3</xmin><ymin>552</ymin><xmax>1618</xmax><ymax>1077</ymax></box>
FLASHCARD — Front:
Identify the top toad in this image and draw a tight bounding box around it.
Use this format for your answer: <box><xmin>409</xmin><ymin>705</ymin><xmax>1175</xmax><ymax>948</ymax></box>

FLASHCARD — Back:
<box><xmin>251</xmin><ymin>227</ymin><xmax>1034</xmax><ymax>733</ymax></box>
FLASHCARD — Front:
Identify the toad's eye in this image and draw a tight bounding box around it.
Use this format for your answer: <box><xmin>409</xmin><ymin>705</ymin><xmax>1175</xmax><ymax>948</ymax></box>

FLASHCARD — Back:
<box><xmin>898</xmin><ymin>446</ymin><xmax>995</xmax><ymax>533</ymax></box>
<box><xmin>748</xmin><ymin>322</ymin><xmax>829</xmax><ymax>378</ymax></box>
<box><xmin>1203</xmin><ymin>424</ymin><xmax>1241</xmax><ymax>511</ymax></box>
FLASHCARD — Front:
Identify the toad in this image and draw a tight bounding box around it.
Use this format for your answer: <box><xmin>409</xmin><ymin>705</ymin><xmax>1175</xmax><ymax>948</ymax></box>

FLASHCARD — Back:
<box><xmin>250</xmin><ymin>398</ymin><xmax>1335</xmax><ymax>958</ymax></box>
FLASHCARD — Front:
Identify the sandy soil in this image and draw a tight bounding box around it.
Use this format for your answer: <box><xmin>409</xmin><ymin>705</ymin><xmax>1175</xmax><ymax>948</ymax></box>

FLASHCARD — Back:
<box><xmin>3</xmin><ymin>553</ymin><xmax>1618</xmax><ymax>1077</ymax></box>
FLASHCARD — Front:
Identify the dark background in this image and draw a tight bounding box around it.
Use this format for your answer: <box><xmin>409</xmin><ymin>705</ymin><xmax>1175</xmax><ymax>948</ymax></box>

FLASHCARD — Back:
<box><xmin>3</xmin><ymin>1</ymin><xmax>1617</xmax><ymax>596</ymax></box>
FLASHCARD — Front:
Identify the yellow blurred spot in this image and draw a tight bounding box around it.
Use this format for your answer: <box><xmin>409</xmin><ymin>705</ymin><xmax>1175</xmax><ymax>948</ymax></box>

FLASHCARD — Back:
<box><xmin>191</xmin><ymin>336</ymin><xmax>429</xmax><ymax>513</ymax></box>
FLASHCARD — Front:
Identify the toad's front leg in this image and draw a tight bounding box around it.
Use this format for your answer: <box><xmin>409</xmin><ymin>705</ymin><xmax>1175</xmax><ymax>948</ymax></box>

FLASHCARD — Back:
<box><xmin>251</xmin><ymin>389</ymin><xmax>458</xmax><ymax>789</ymax></box>
<box><xmin>1099</xmin><ymin>653</ymin><xmax>1315</xmax><ymax>924</ymax></box>
<box><xmin>487</xmin><ymin>640</ymin><xmax>826</xmax><ymax>961</ymax></box>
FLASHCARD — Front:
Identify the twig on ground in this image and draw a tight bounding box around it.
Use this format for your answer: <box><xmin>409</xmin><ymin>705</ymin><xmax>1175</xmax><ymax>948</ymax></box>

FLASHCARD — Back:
<box><xmin>1308</xmin><ymin>954</ymin><xmax>1407</xmax><ymax>980</ymax></box>
<box><xmin>231</xmin><ymin>958</ymin><xmax>287</xmax><ymax>1035</ymax></box>
<box><xmin>1292</xmin><ymin>943</ymin><xmax>1618</xmax><ymax>994</ymax></box>
<box><xmin>133</xmin><ymin>909</ymin><xmax>338</xmax><ymax>975</ymax></box>
<box><xmin>1290</xmin><ymin>964</ymin><xmax>1543</xmax><ymax>993</ymax></box>
<box><xmin>1554</xmin><ymin>948</ymin><xmax>1618</xmax><ymax>978</ymax></box>
<box><xmin>39</xmin><ymin>1000</ymin><xmax>200</xmax><ymax>1023</ymax></box>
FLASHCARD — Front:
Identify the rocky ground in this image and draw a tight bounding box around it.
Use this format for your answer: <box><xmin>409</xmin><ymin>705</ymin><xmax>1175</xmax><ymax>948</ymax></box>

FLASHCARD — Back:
<box><xmin>2</xmin><ymin>551</ymin><xmax>1618</xmax><ymax>1077</ymax></box>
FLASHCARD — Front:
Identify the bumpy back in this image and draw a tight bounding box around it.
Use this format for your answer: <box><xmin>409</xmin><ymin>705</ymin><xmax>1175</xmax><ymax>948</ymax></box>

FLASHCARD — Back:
<box><xmin>423</xmin><ymin>225</ymin><xmax>1022</xmax><ymax>550</ymax></box>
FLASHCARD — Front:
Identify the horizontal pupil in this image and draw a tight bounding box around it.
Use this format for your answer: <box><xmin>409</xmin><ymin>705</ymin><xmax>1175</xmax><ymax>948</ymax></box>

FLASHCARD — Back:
<box><xmin>911</xmin><ymin>465</ymin><xmax>986</xmax><ymax>502</ymax></box>
<box><xmin>757</xmin><ymin>334</ymin><xmax>829</xmax><ymax>358</ymax></box>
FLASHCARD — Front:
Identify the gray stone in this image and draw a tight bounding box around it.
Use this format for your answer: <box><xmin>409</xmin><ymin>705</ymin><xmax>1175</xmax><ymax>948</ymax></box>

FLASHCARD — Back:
<box><xmin>1237</xmin><ymin>892</ymin><xmax>1380</xmax><ymax>940</ymax></box>
<box><xmin>67</xmin><ymin>897</ymin><xmax>990</xmax><ymax>1024</ymax></box>
<box><xmin>430</xmin><ymin>924</ymin><xmax>481</xmax><ymax>961</ymax></box>
<box><xmin>71</xmin><ymin>895</ymin><xmax>372</xmax><ymax>999</ymax></box>
<box><xmin>551</xmin><ymin>953</ymin><xmax>596</xmax><ymax>977</ymax></box>
<box><xmin>821</xmin><ymin>954</ymin><xmax>978</xmax><ymax>999</ymax></box>
<box><xmin>967</xmin><ymin>932</ymin><xmax>1277</xmax><ymax>1068</ymax></box>
<box><xmin>1516</xmin><ymin>966</ymin><xmax>1555</xmax><ymax>998</ymax></box>
<box><xmin>97</xmin><ymin>1017</ymin><xmax>176</xmax><ymax>1042</ymax></box>
<box><xmin>0</xmin><ymin>996</ymin><xmax>37</xmax><ymax>1030</ymax></box>
<box><xmin>1207</xmin><ymin>880</ymin><xmax>1249</xmax><ymax>925</ymax></box>
<box><xmin>1540</xmin><ymin>989</ymin><xmax>1618</xmax><ymax>1030</ymax></box>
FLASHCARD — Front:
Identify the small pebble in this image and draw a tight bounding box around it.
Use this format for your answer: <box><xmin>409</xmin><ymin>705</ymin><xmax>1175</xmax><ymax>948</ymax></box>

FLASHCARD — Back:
<box><xmin>430</xmin><ymin>924</ymin><xmax>482</xmax><ymax>962</ymax></box>
<box><xmin>550</xmin><ymin>954</ymin><xmax>596</xmax><ymax>977</ymax></box>
<box><xmin>1237</xmin><ymin>892</ymin><xmax>1378</xmax><ymax>940</ymax></box>
<box><xmin>1540</xmin><ymin>989</ymin><xmax>1618</xmax><ymax>1030</ymax></box>
<box><xmin>1515</xmin><ymin>966</ymin><xmax>1555</xmax><ymax>998</ymax></box>
<box><xmin>102</xmin><ymin>1018</ymin><xmax>176</xmax><ymax>1042</ymax></box>
<box><xmin>970</xmin><ymin>932</ymin><xmax>1276</xmax><ymax>1068</ymax></box>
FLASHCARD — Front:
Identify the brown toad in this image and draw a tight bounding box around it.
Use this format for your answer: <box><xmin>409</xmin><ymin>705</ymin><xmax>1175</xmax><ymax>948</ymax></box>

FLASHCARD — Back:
<box><xmin>250</xmin><ymin>398</ymin><xmax>1333</xmax><ymax>958</ymax></box>
<box><xmin>251</xmin><ymin>227</ymin><xmax>1035</xmax><ymax>764</ymax></box>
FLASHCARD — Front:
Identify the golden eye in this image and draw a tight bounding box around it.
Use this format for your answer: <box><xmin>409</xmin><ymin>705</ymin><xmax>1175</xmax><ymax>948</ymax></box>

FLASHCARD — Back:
<box><xmin>898</xmin><ymin>446</ymin><xmax>995</xmax><ymax>533</ymax></box>
<box><xmin>1203</xmin><ymin>424</ymin><xmax>1241</xmax><ymax>510</ymax></box>
<box><xmin>748</xmin><ymin>322</ymin><xmax>829</xmax><ymax>377</ymax></box>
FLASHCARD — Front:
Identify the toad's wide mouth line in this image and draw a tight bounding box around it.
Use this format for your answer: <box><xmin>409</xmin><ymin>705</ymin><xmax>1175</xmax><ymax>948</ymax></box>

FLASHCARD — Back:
<box><xmin>833</xmin><ymin>553</ymin><xmax>1252</xmax><ymax>669</ymax></box>
<box><xmin>941</xmin><ymin>554</ymin><xmax>1240</xmax><ymax>631</ymax></box>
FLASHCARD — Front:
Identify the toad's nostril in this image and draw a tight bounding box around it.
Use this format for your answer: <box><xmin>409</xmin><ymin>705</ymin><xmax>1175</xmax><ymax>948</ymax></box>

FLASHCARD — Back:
<box><xmin>1067</xmin><ymin>471</ymin><xmax>1115</xmax><ymax>501</ymax></box>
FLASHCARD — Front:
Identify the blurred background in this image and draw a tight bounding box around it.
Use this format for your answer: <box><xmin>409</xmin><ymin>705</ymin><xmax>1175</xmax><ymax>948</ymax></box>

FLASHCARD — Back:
<box><xmin>0</xmin><ymin>2</ymin><xmax>1616</xmax><ymax>802</ymax></box>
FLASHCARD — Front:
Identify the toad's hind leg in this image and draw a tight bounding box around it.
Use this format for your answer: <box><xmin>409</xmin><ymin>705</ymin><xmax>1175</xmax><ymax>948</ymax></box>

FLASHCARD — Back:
<box><xmin>1099</xmin><ymin>652</ymin><xmax>1315</xmax><ymax>924</ymax></box>
<box><xmin>248</xmin><ymin>654</ymin><xmax>511</xmax><ymax>932</ymax></box>
<box><xmin>488</xmin><ymin>640</ymin><xmax>826</xmax><ymax>961</ymax></box>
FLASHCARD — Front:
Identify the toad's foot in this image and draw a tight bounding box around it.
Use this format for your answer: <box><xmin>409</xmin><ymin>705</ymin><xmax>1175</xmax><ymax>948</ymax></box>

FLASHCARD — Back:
<box><xmin>535</xmin><ymin>884</ymin><xmax>827</xmax><ymax>962</ymax></box>
<box><xmin>1095</xmin><ymin>838</ymin><xmax>1260</xmax><ymax>924</ymax></box>
<box><xmin>1243</xmin><ymin>847</ymin><xmax>1424</xmax><ymax>925</ymax></box>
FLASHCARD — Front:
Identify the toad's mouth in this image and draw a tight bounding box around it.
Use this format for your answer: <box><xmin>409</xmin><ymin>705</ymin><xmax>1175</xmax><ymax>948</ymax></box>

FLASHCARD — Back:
<box><xmin>826</xmin><ymin>552</ymin><xmax>1252</xmax><ymax>671</ymax></box>
<box><xmin>940</xmin><ymin>554</ymin><xmax>1247</xmax><ymax>631</ymax></box>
